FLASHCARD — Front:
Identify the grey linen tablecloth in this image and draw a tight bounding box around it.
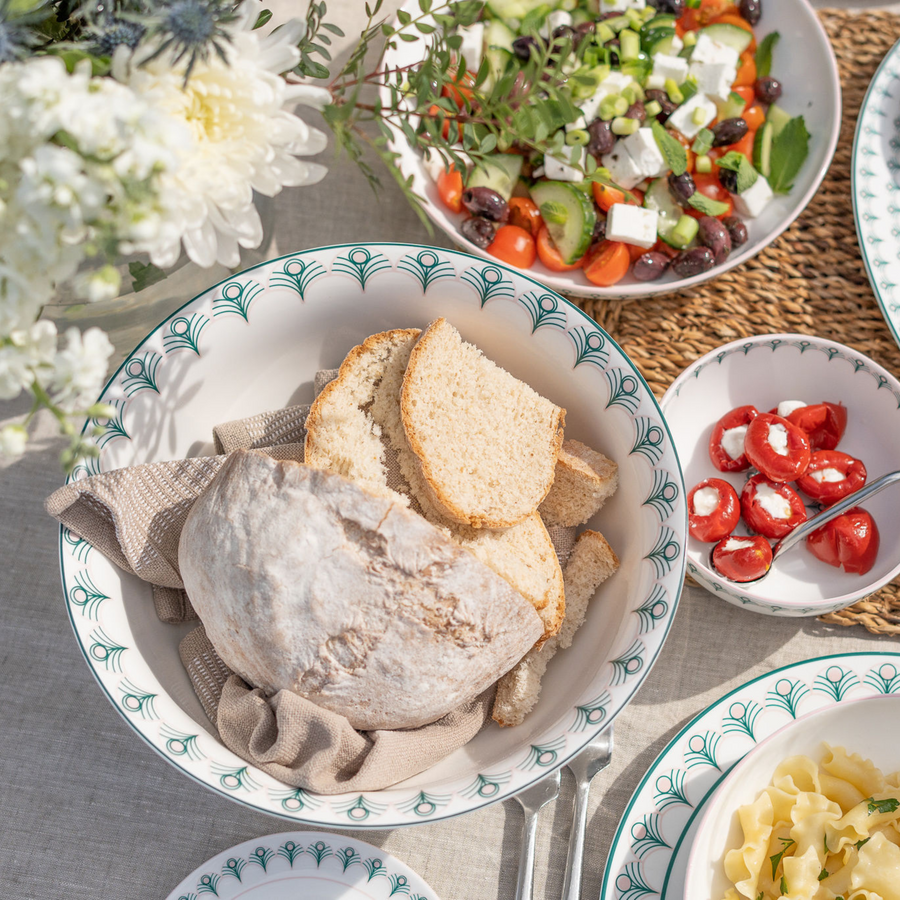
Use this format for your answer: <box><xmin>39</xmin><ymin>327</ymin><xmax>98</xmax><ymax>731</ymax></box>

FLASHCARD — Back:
<box><xmin>2</xmin><ymin>2</ymin><xmax>899</xmax><ymax>898</ymax></box>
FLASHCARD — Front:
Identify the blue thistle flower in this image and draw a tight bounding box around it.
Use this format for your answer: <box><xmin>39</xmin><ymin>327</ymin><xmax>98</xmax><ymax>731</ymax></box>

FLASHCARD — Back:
<box><xmin>90</xmin><ymin>18</ymin><xmax>146</xmax><ymax>57</ymax></box>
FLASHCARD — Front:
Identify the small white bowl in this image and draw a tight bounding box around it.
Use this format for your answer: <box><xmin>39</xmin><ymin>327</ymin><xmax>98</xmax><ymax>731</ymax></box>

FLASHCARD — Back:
<box><xmin>381</xmin><ymin>0</ymin><xmax>841</xmax><ymax>299</ymax></box>
<box><xmin>661</xmin><ymin>334</ymin><xmax>900</xmax><ymax>617</ymax></box>
<box><xmin>685</xmin><ymin>694</ymin><xmax>900</xmax><ymax>899</ymax></box>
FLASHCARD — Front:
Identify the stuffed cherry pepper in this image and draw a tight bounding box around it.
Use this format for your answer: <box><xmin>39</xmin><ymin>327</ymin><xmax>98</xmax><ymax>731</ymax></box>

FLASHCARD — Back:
<box><xmin>807</xmin><ymin>508</ymin><xmax>880</xmax><ymax>575</ymax></box>
<box><xmin>743</xmin><ymin>413</ymin><xmax>811</xmax><ymax>482</ymax></box>
<box><xmin>709</xmin><ymin>406</ymin><xmax>759</xmax><ymax>473</ymax></box>
<box><xmin>712</xmin><ymin>535</ymin><xmax>773</xmax><ymax>583</ymax></box>
<box><xmin>796</xmin><ymin>451</ymin><xmax>867</xmax><ymax>506</ymax></box>
<box><xmin>787</xmin><ymin>402</ymin><xmax>848</xmax><ymax>452</ymax></box>
<box><xmin>741</xmin><ymin>475</ymin><xmax>807</xmax><ymax>540</ymax></box>
<box><xmin>688</xmin><ymin>478</ymin><xmax>741</xmax><ymax>543</ymax></box>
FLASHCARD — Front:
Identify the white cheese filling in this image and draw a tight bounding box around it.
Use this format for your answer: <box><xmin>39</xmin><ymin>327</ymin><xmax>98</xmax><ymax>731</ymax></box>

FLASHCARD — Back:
<box><xmin>768</xmin><ymin>422</ymin><xmax>789</xmax><ymax>457</ymax></box>
<box><xmin>724</xmin><ymin>537</ymin><xmax>755</xmax><ymax>551</ymax></box>
<box><xmin>693</xmin><ymin>486</ymin><xmax>720</xmax><ymax>517</ymax></box>
<box><xmin>810</xmin><ymin>467</ymin><xmax>845</xmax><ymax>484</ymax></box>
<box><xmin>720</xmin><ymin>425</ymin><xmax>748</xmax><ymax>460</ymax></box>
<box><xmin>754</xmin><ymin>482</ymin><xmax>792</xmax><ymax>519</ymax></box>
<box><xmin>777</xmin><ymin>400</ymin><xmax>806</xmax><ymax>419</ymax></box>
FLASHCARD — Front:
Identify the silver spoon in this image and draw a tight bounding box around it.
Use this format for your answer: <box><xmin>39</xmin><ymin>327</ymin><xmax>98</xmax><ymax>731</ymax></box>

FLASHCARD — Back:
<box><xmin>712</xmin><ymin>470</ymin><xmax>900</xmax><ymax>583</ymax></box>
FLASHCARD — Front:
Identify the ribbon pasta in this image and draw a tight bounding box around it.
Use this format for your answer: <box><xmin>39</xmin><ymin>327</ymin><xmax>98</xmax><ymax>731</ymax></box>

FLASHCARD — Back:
<box><xmin>721</xmin><ymin>745</ymin><xmax>900</xmax><ymax>900</ymax></box>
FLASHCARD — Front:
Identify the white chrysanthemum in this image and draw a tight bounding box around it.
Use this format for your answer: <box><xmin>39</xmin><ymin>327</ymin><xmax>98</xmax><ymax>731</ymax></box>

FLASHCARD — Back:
<box><xmin>0</xmin><ymin>319</ymin><xmax>57</xmax><ymax>399</ymax></box>
<box><xmin>50</xmin><ymin>326</ymin><xmax>114</xmax><ymax>413</ymax></box>
<box><xmin>114</xmin><ymin>2</ymin><xmax>331</xmax><ymax>268</ymax></box>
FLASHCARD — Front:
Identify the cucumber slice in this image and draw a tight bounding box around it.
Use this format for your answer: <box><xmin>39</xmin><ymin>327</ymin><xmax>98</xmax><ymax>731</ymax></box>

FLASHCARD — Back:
<box><xmin>467</xmin><ymin>154</ymin><xmax>524</xmax><ymax>201</ymax></box>
<box><xmin>485</xmin><ymin>19</ymin><xmax>516</xmax><ymax>53</ymax></box>
<box><xmin>644</xmin><ymin>177</ymin><xmax>684</xmax><ymax>246</ymax></box>
<box><xmin>716</xmin><ymin>90</ymin><xmax>747</xmax><ymax>121</ymax></box>
<box><xmin>754</xmin><ymin>121</ymin><xmax>773</xmax><ymax>178</ymax></box>
<box><xmin>641</xmin><ymin>13</ymin><xmax>676</xmax><ymax>35</ymax></box>
<box><xmin>485</xmin><ymin>47</ymin><xmax>514</xmax><ymax>86</ymax></box>
<box><xmin>530</xmin><ymin>181</ymin><xmax>596</xmax><ymax>264</ymax></box>
<box><xmin>486</xmin><ymin>0</ymin><xmax>552</xmax><ymax>18</ymax></box>
<box><xmin>643</xmin><ymin>28</ymin><xmax>679</xmax><ymax>57</ymax></box>
<box><xmin>766</xmin><ymin>103</ymin><xmax>793</xmax><ymax>137</ymax></box>
<box><xmin>700</xmin><ymin>23</ymin><xmax>753</xmax><ymax>54</ymax></box>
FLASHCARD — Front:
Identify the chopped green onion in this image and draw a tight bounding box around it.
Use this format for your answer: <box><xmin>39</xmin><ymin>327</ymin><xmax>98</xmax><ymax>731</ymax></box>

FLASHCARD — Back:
<box><xmin>613</xmin><ymin>95</ymin><xmax>629</xmax><ymax>117</ymax></box>
<box><xmin>644</xmin><ymin>100</ymin><xmax>662</xmax><ymax>118</ymax></box>
<box><xmin>665</xmin><ymin>78</ymin><xmax>684</xmax><ymax>104</ymax></box>
<box><xmin>695</xmin><ymin>155</ymin><xmax>713</xmax><ymax>174</ymax></box>
<box><xmin>683</xmin><ymin>31</ymin><xmax>698</xmax><ymax>47</ymax></box>
<box><xmin>596</xmin><ymin>23</ymin><xmax>615</xmax><ymax>43</ymax></box>
<box><xmin>671</xmin><ymin>215</ymin><xmax>699</xmax><ymax>248</ymax></box>
<box><xmin>612</xmin><ymin>116</ymin><xmax>639</xmax><ymax>136</ymax></box>
<box><xmin>692</xmin><ymin>107</ymin><xmax>707</xmax><ymax>126</ymax></box>
<box><xmin>566</xmin><ymin>128</ymin><xmax>590</xmax><ymax>146</ymax></box>
<box><xmin>599</xmin><ymin>94</ymin><xmax>622</xmax><ymax>121</ymax></box>
<box><xmin>620</xmin><ymin>29</ymin><xmax>641</xmax><ymax>61</ymax></box>
<box><xmin>623</xmin><ymin>82</ymin><xmax>645</xmax><ymax>103</ymax></box>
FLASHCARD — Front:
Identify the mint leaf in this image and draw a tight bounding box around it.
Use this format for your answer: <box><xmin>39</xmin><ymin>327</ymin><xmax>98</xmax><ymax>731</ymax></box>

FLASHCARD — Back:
<box><xmin>866</xmin><ymin>797</ymin><xmax>900</xmax><ymax>815</ymax></box>
<box><xmin>769</xmin><ymin>115</ymin><xmax>810</xmax><ymax>194</ymax></box>
<box><xmin>715</xmin><ymin>152</ymin><xmax>746</xmax><ymax>172</ymax></box>
<box><xmin>129</xmin><ymin>261</ymin><xmax>167</xmax><ymax>293</ymax></box>
<box><xmin>651</xmin><ymin>120</ymin><xmax>687</xmax><ymax>176</ymax></box>
<box><xmin>715</xmin><ymin>151</ymin><xmax>761</xmax><ymax>191</ymax></box>
<box><xmin>755</xmin><ymin>31</ymin><xmax>780</xmax><ymax>79</ymax></box>
<box><xmin>539</xmin><ymin>200</ymin><xmax>568</xmax><ymax>226</ymax></box>
<box><xmin>692</xmin><ymin>128</ymin><xmax>714</xmax><ymax>156</ymax></box>
<box><xmin>688</xmin><ymin>192</ymin><xmax>730</xmax><ymax>217</ymax></box>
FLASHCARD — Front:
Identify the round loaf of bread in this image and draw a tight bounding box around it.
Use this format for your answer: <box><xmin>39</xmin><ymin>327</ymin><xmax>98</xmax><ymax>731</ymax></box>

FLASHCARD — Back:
<box><xmin>178</xmin><ymin>450</ymin><xmax>544</xmax><ymax>731</ymax></box>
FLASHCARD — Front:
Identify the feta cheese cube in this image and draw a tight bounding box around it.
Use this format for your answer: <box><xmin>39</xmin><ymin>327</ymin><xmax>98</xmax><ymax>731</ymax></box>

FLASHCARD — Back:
<box><xmin>601</xmin><ymin>71</ymin><xmax>635</xmax><ymax>94</ymax></box>
<box><xmin>457</xmin><ymin>21</ymin><xmax>484</xmax><ymax>73</ymax></box>
<box><xmin>645</xmin><ymin>74</ymin><xmax>667</xmax><ymax>91</ymax></box>
<box><xmin>732</xmin><ymin>174</ymin><xmax>773</xmax><ymax>218</ymax></box>
<box><xmin>690</xmin><ymin>32</ymin><xmax>740</xmax><ymax>68</ymax></box>
<box><xmin>601</xmin><ymin>146</ymin><xmax>645</xmax><ymax>190</ymax></box>
<box><xmin>597</xmin><ymin>0</ymin><xmax>646</xmax><ymax>10</ymax></box>
<box><xmin>579</xmin><ymin>94</ymin><xmax>602</xmax><ymax>123</ymax></box>
<box><xmin>689</xmin><ymin>62</ymin><xmax>738</xmax><ymax>103</ymax></box>
<box><xmin>541</xmin><ymin>10</ymin><xmax>572</xmax><ymax>38</ymax></box>
<box><xmin>670</xmin><ymin>34</ymin><xmax>684</xmax><ymax>55</ymax></box>
<box><xmin>621</xmin><ymin>127</ymin><xmax>667</xmax><ymax>180</ymax></box>
<box><xmin>666</xmin><ymin>93</ymin><xmax>717</xmax><ymax>139</ymax></box>
<box><xmin>544</xmin><ymin>148</ymin><xmax>585</xmax><ymax>183</ymax></box>
<box><xmin>606</xmin><ymin>203</ymin><xmax>659</xmax><ymax>249</ymax></box>
<box><xmin>652</xmin><ymin>54</ymin><xmax>689</xmax><ymax>85</ymax></box>
<box><xmin>565</xmin><ymin>116</ymin><xmax>587</xmax><ymax>133</ymax></box>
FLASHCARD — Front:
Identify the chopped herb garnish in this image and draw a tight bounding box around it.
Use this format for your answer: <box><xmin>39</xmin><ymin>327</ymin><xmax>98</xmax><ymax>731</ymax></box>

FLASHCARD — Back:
<box><xmin>756</xmin><ymin>893</ymin><xmax>763</xmax><ymax>900</ymax></box>
<box><xmin>768</xmin><ymin>115</ymin><xmax>811</xmax><ymax>193</ymax></box>
<box><xmin>866</xmin><ymin>797</ymin><xmax>900</xmax><ymax>815</ymax></box>
<box><xmin>688</xmin><ymin>192</ymin><xmax>730</xmax><ymax>217</ymax></box>
<box><xmin>691</xmin><ymin>128</ymin><xmax>714</xmax><ymax>156</ymax></box>
<box><xmin>818</xmin><ymin>866</ymin><xmax>828</xmax><ymax>881</ymax></box>
<box><xmin>755</xmin><ymin>32</ymin><xmax>781</xmax><ymax>79</ymax></box>
<box><xmin>823</xmin><ymin>835</ymin><xmax>828</xmax><ymax>854</ymax></box>
<box><xmin>780</xmin><ymin>876</ymin><xmax>788</xmax><ymax>894</ymax></box>
<box><xmin>856</xmin><ymin>837</ymin><xmax>871</xmax><ymax>850</ymax></box>
<box><xmin>770</xmin><ymin>837</ymin><xmax>795</xmax><ymax>879</ymax></box>
<box><xmin>651</xmin><ymin>120</ymin><xmax>687</xmax><ymax>176</ymax></box>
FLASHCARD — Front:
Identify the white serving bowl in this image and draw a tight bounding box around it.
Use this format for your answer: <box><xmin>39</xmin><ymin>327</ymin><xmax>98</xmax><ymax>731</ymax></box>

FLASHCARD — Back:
<box><xmin>660</xmin><ymin>334</ymin><xmax>900</xmax><ymax>617</ymax></box>
<box><xmin>381</xmin><ymin>0</ymin><xmax>841</xmax><ymax>299</ymax></box>
<box><xmin>685</xmin><ymin>694</ymin><xmax>900</xmax><ymax>900</ymax></box>
<box><xmin>57</xmin><ymin>243</ymin><xmax>687</xmax><ymax>827</ymax></box>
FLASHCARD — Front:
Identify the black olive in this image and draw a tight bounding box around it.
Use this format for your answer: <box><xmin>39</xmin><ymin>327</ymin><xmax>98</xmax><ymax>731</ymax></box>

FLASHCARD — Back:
<box><xmin>718</xmin><ymin>168</ymin><xmax>739</xmax><ymax>194</ymax></box>
<box><xmin>740</xmin><ymin>0</ymin><xmax>761</xmax><ymax>26</ymax></box>
<box><xmin>460</xmin><ymin>216</ymin><xmax>496</xmax><ymax>249</ymax></box>
<box><xmin>754</xmin><ymin>76</ymin><xmax>782</xmax><ymax>105</ymax></box>
<box><xmin>711</xmin><ymin>118</ymin><xmax>748</xmax><ymax>147</ymax></box>
<box><xmin>668</xmin><ymin>172</ymin><xmax>696</xmax><ymax>206</ymax></box>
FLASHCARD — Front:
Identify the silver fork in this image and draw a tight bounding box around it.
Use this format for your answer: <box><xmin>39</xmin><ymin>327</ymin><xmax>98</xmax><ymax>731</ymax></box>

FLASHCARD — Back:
<box><xmin>513</xmin><ymin>769</ymin><xmax>561</xmax><ymax>900</ymax></box>
<box><xmin>561</xmin><ymin>727</ymin><xmax>614</xmax><ymax>900</ymax></box>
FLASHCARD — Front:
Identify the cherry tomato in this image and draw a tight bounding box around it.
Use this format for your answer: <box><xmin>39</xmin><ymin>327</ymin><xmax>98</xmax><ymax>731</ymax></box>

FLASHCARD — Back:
<box><xmin>592</xmin><ymin>183</ymin><xmax>625</xmax><ymax>212</ymax></box>
<box><xmin>728</xmin><ymin>129</ymin><xmax>756</xmax><ymax>160</ymax></box>
<box><xmin>583</xmin><ymin>240</ymin><xmax>631</xmax><ymax>287</ymax></box>
<box><xmin>709</xmin><ymin>404</ymin><xmax>759</xmax><ymax>472</ymax></box>
<box><xmin>509</xmin><ymin>198</ymin><xmax>542</xmax><ymax>237</ymax></box>
<box><xmin>743</xmin><ymin>413</ymin><xmax>811</xmax><ymax>482</ymax></box>
<box><xmin>536</xmin><ymin>225</ymin><xmax>582</xmax><ymax>272</ymax></box>
<box><xmin>741</xmin><ymin>474</ymin><xmax>807</xmax><ymax>540</ymax></box>
<box><xmin>743</xmin><ymin>105</ymin><xmax>766</xmax><ymax>132</ymax></box>
<box><xmin>686</xmin><ymin>172</ymin><xmax>734</xmax><ymax>220</ymax></box>
<box><xmin>626</xmin><ymin>242</ymin><xmax>646</xmax><ymax>263</ymax></box>
<box><xmin>733</xmin><ymin>86</ymin><xmax>756</xmax><ymax>107</ymax></box>
<box><xmin>807</xmin><ymin>508</ymin><xmax>880</xmax><ymax>575</ymax></box>
<box><xmin>428</xmin><ymin>104</ymin><xmax>463</xmax><ymax>142</ymax></box>
<box><xmin>787</xmin><ymin>402</ymin><xmax>848</xmax><ymax>451</ymax></box>
<box><xmin>712</xmin><ymin>534</ymin><xmax>773</xmax><ymax>583</ymax></box>
<box><xmin>441</xmin><ymin>71</ymin><xmax>475</xmax><ymax>108</ymax></box>
<box><xmin>487</xmin><ymin>225</ymin><xmax>536</xmax><ymax>269</ymax></box>
<box><xmin>796</xmin><ymin>450</ymin><xmax>867</xmax><ymax>506</ymax></box>
<box><xmin>733</xmin><ymin>52</ymin><xmax>757</xmax><ymax>88</ymax></box>
<box><xmin>707</xmin><ymin>13</ymin><xmax>758</xmax><ymax>52</ymax></box>
<box><xmin>654</xmin><ymin>239</ymin><xmax>680</xmax><ymax>260</ymax></box>
<box><xmin>688</xmin><ymin>477</ymin><xmax>741</xmax><ymax>543</ymax></box>
<box><xmin>436</xmin><ymin>167</ymin><xmax>464</xmax><ymax>214</ymax></box>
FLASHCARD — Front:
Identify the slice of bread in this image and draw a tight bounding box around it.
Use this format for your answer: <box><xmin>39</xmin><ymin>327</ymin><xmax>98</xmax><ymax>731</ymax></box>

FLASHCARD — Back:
<box><xmin>304</xmin><ymin>328</ymin><xmax>565</xmax><ymax>642</ymax></box>
<box><xmin>492</xmin><ymin>530</ymin><xmax>619</xmax><ymax>727</ymax></box>
<box><xmin>400</xmin><ymin>318</ymin><xmax>566</xmax><ymax>528</ymax></box>
<box><xmin>539</xmin><ymin>440</ymin><xmax>619</xmax><ymax>527</ymax></box>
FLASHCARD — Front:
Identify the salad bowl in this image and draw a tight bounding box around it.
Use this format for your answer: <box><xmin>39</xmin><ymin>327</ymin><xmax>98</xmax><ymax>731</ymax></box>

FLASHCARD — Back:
<box><xmin>381</xmin><ymin>0</ymin><xmax>841</xmax><ymax>299</ymax></box>
<box><xmin>56</xmin><ymin>243</ymin><xmax>686</xmax><ymax>827</ymax></box>
<box><xmin>661</xmin><ymin>334</ymin><xmax>900</xmax><ymax>617</ymax></box>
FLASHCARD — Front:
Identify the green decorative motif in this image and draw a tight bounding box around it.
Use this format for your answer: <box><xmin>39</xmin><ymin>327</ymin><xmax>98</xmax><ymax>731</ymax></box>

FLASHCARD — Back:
<box><xmin>88</xmin><ymin>627</ymin><xmax>126</xmax><ymax>672</ymax></box>
<box><xmin>196</xmin><ymin>873</ymin><xmax>220</xmax><ymax>896</ymax></box>
<box><xmin>334</xmin><ymin>795</ymin><xmax>388</xmax><ymax>822</ymax></box>
<box><xmin>71</xmin><ymin>452</ymin><xmax>102</xmax><ymax>480</ymax></box>
<box><xmin>268</xmin><ymin>255</ymin><xmax>326</xmax><ymax>299</ymax></box>
<box><xmin>570</xmin><ymin>325</ymin><xmax>609</xmax><ymax>370</ymax></box>
<box><xmin>118</xmin><ymin>678</ymin><xmax>158</xmax><ymax>720</ymax></box>
<box><xmin>121</xmin><ymin>352</ymin><xmax>162</xmax><ymax>396</ymax></box>
<box><xmin>248</xmin><ymin>846</ymin><xmax>273</xmax><ymax>872</ymax></box>
<box><xmin>364</xmin><ymin>858</ymin><xmax>388</xmax><ymax>881</ymax></box>
<box><xmin>865</xmin><ymin>663</ymin><xmax>900</xmax><ymax>694</ymax></box>
<box><xmin>62</xmin><ymin>528</ymin><xmax>92</xmax><ymax>563</ymax></box>
<box><xmin>722</xmin><ymin>700</ymin><xmax>762</xmax><ymax>742</ymax></box>
<box><xmin>69</xmin><ymin>569</ymin><xmax>108</xmax><ymax>619</ymax></box>
<box><xmin>92</xmin><ymin>399</ymin><xmax>128</xmax><ymax>448</ymax></box>
<box><xmin>336</xmin><ymin>846</ymin><xmax>361</xmax><ymax>871</ymax></box>
<box><xmin>332</xmin><ymin>247</ymin><xmax>390</xmax><ymax>289</ymax></box>
<box><xmin>606</xmin><ymin>367</ymin><xmax>642</xmax><ymax>413</ymax></box>
<box><xmin>277</xmin><ymin>840</ymin><xmax>303</xmax><ymax>867</ymax></box>
<box><xmin>630</xmin><ymin>416</ymin><xmax>666</xmax><ymax>464</ymax></box>
<box><xmin>461</xmin><ymin>772</ymin><xmax>510</xmax><ymax>799</ymax></box>
<box><xmin>766</xmin><ymin>678</ymin><xmax>810</xmax><ymax>719</ymax></box>
<box><xmin>271</xmin><ymin>786</ymin><xmax>322</xmax><ymax>813</ymax></box>
<box><xmin>164</xmin><ymin>314</ymin><xmax>209</xmax><ymax>355</ymax></box>
<box><xmin>178</xmin><ymin>894</ymin><xmax>197</xmax><ymax>900</ymax></box>
<box><xmin>616</xmin><ymin>862</ymin><xmax>657</xmax><ymax>900</ymax></box>
<box><xmin>519</xmin><ymin>291</ymin><xmax>567</xmax><ymax>332</ymax></box>
<box><xmin>635</xmin><ymin>585</ymin><xmax>669</xmax><ymax>635</ymax></box>
<box><xmin>210</xmin><ymin>764</ymin><xmax>261</xmax><ymax>792</ymax></box>
<box><xmin>611</xmin><ymin>639</ymin><xmax>645</xmax><ymax>687</ymax></box>
<box><xmin>521</xmin><ymin>737</ymin><xmax>568</xmax><ymax>770</ymax></box>
<box><xmin>306</xmin><ymin>840</ymin><xmax>333</xmax><ymax>866</ymax></box>
<box><xmin>643</xmin><ymin>469</ymin><xmax>679</xmax><ymax>520</ymax></box>
<box><xmin>654</xmin><ymin>769</ymin><xmax>691</xmax><ymax>811</ymax></box>
<box><xmin>814</xmin><ymin>666</ymin><xmax>860</xmax><ymax>701</ymax></box>
<box><xmin>460</xmin><ymin>264</ymin><xmax>515</xmax><ymax>307</ymax></box>
<box><xmin>684</xmin><ymin>731</ymin><xmax>721</xmax><ymax>771</ymax></box>
<box><xmin>221</xmin><ymin>857</ymin><xmax>245</xmax><ymax>882</ymax></box>
<box><xmin>397</xmin><ymin>250</ymin><xmax>455</xmax><ymax>291</ymax></box>
<box><xmin>160</xmin><ymin>725</ymin><xmax>204</xmax><ymax>761</ymax></box>
<box><xmin>631</xmin><ymin>814</ymin><xmax>671</xmax><ymax>859</ymax></box>
<box><xmin>213</xmin><ymin>279</ymin><xmax>263</xmax><ymax>320</ymax></box>
<box><xmin>573</xmin><ymin>691</ymin><xmax>611</xmax><ymax>731</ymax></box>
<box><xmin>397</xmin><ymin>790</ymin><xmax>452</xmax><ymax>817</ymax></box>
<box><xmin>389</xmin><ymin>874</ymin><xmax>412</xmax><ymax>896</ymax></box>
<box><xmin>644</xmin><ymin>526</ymin><xmax>680</xmax><ymax>578</ymax></box>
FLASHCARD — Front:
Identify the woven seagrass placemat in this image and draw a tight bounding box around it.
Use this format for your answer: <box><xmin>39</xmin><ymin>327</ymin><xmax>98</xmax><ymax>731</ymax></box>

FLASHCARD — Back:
<box><xmin>577</xmin><ymin>9</ymin><xmax>900</xmax><ymax>636</ymax></box>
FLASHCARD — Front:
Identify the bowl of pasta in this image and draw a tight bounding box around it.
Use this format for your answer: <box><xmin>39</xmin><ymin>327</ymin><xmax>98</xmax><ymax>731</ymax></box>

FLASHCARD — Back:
<box><xmin>684</xmin><ymin>694</ymin><xmax>900</xmax><ymax>900</ymax></box>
